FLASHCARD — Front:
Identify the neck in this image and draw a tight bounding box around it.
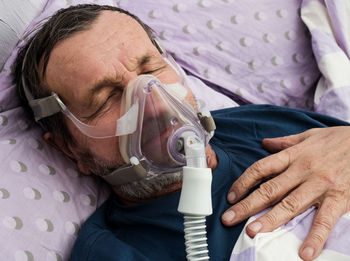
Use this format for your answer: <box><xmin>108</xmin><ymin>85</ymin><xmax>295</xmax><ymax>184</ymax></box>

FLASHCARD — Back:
<box><xmin>113</xmin><ymin>181</ymin><xmax>182</xmax><ymax>206</ymax></box>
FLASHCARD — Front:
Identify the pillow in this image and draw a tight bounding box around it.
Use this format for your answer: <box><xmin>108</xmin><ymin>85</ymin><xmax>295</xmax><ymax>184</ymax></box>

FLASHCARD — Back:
<box><xmin>301</xmin><ymin>0</ymin><xmax>350</xmax><ymax>121</ymax></box>
<box><xmin>121</xmin><ymin>0</ymin><xmax>321</xmax><ymax>110</ymax></box>
<box><xmin>0</xmin><ymin>1</ymin><xmax>121</xmax><ymax>260</ymax></box>
<box><xmin>0</xmin><ymin>0</ymin><xmax>47</xmax><ymax>70</ymax></box>
<box><xmin>0</xmin><ymin>107</ymin><xmax>111</xmax><ymax>261</ymax></box>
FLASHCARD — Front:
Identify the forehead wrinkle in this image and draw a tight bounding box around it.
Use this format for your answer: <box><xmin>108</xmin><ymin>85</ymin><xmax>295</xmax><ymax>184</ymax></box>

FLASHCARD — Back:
<box><xmin>48</xmin><ymin>11</ymin><xmax>162</xmax><ymax>111</ymax></box>
<box><xmin>84</xmin><ymin>52</ymin><xmax>163</xmax><ymax>111</ymax></box>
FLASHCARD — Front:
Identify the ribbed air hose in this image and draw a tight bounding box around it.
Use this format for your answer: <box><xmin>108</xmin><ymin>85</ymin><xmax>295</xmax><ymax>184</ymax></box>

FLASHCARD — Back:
<box><xmin>183</xmin><ymin>215</ymin><xmax>209</xmax><ymax>261</ymax></box>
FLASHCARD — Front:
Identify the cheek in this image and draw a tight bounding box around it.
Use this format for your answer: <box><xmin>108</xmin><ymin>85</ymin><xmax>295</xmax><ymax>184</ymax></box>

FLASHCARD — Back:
<box><xmin>157</xmin><ymin>70</ymin><xmax>180</xmax><ymax>85</ymax></box>
<box><xmin>90</xmin><ymin>138</ymin><xmax>122</xmax><ymax>163</ymax></box>
<box><xmin>67</xmin><ymin>119</ymin><xmax>124</xmax><ymax>165</ymax></box>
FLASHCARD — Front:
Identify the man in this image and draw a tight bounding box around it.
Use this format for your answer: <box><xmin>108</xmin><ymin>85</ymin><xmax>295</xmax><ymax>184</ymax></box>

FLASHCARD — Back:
<box><xmin>12</xmin><ymin>4</ymin><xmax>350</xmax><ymax>261</ymax></box>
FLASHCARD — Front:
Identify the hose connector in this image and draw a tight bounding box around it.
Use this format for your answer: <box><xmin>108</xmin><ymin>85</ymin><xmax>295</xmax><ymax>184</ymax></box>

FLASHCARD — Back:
<box><xmin>178</xmin><ymin>166</ymin><xmax>212</xmax><ymax>216</ymax></box>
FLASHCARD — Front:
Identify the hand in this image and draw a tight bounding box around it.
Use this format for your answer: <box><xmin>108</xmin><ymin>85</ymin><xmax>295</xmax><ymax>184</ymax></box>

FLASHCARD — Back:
<box><xmin>221</xmin><ymin>126</ymin><xmax>350</xmax><ymax>260</ymax></box>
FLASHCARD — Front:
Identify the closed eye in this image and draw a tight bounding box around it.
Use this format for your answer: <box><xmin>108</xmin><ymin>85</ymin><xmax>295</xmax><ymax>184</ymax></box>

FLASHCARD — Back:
<box><xmin>142</xmin><ymin>69</ymin><xmax>158</xmax><ymax>74</ymax></box>
<box><xmin>83</xmin><ymin>88</ymin><xmax>122</xmax><ymax>123</ymax></box>
<box><xmin>142</xmin><ymin>63</ymin><xmax>168</xmax><ymax>76</ymax></box>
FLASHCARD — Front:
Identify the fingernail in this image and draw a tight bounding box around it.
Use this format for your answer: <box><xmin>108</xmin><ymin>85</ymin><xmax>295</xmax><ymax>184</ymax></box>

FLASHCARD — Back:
<box><xmin>222</xmin><ymin>210</ymin><xmax>236</xmax><ymax>222</ymax></box>
<box><xmin>248</xmin><ymin>222</ymin><xmax>262</xmax><ymax>233</ymax></box>
<box><xmin>301</xmin><ymin>247</ymin><xmax>314</xmax><ymax>259</ymax></box>
<box><xmin>228</xmin><ymin>191</ymin><xmax>236</xmax><ymax>202</ymax></box>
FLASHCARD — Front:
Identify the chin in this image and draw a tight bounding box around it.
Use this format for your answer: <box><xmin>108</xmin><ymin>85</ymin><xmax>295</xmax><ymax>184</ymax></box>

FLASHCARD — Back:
<box><xmin>113</xmin><ymin>171</ymin><xmax>183</xmax><ymax>201</ymax></box>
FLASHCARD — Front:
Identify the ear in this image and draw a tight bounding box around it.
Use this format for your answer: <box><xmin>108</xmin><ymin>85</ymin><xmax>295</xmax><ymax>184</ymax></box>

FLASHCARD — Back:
<box><xmin>43</xmin><ymin>132</ymin><xmax>92</xmax><ymax>175</ymax></box>
<box><xmin>43</xmin><ymin>132</ymin><xmax>71</xmax><ymax>156</ymax></box>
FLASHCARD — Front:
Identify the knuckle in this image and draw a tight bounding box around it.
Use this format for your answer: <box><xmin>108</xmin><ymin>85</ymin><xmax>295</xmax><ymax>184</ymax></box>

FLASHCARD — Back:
<box><xmin>306</xmin><ymin>128</ymin><xmax>317</xmax><ymax>135</ymax></box>
<box><xmin>237</xmin><ymin>200</ymin><xmax>252</xmax><ymax>214</ymax></box>
<box><xmin>309</xmin><ymin>232</ymin><xmax>326</xmax><ymax>245</ymax></box>
<box><xmin>257</xmin><ymin>180</ymin><xmax>280</xmax><ymax>202</ymax></box>
<box><xmin>250</xmin><ymin>160</ymin><xmax>265</xmax><ymax>177</ymax></box>
<box><xmin>290</xmin><ymin>142</ymin><xmax>306</xmax><ymax>157</ymax></box>
<box><xmin>236</xmin><ymin>178</ymin><xmax>250</xmax><ymax>193</ymax></box>
<box><xmin>331</xmin><ymin>192</ymin><xmax>350</xmax><ymax>213</ymax></box>
<box><xmin>300</xmin><ymin>158</ymin><xmax>314</xmax><ymax>171</ymax></box>
<box><xmin>232</xmin><ymin>180</ymin><xmax>248</xmax><ymax>196</ymax></box>
<box><xmin>279</xmin><ymin>195</ymin><xmax>301</xmax><ymax>214</ymax></box>
<box><xmin>318</xmin><ymin>172</ymin><xmax>336</xmax><ymax>186</ymax></box>
<box><xmin>296</xmin><ymin>155</ymin><xmax>318</xmax><ymax>172</ymax></box>
<box><xmin>239</xmin><ymin>160</ymin><xmax>267</xmax><ymax>191</ymax></box>
<box><xmin>306</xmin><ymin>128</ymin><xmax>322</xmax><ymax>137</ymax></box>
<box><xmin>313</xmin><ymin>216</ymin><xmax>334</xmax><ymax>233</ymax></box>
<box><xmin>264</xmin><ymin>212</ymin><xmax>278</xmax><ymax>226</ymax></box>
<box><xmin>287</xmin><ymin>143</ymin><xmax>300</xmax><ymax>154</ymax></box>
<box><xmin>279</xmin><ymin>137</ymin><xmax>294</xmax><ymax>150</ymax></box>
<box><xmin>283</xmin><ymin>147</ymin><xmax>297</xmax><ymax>166</ymax></box>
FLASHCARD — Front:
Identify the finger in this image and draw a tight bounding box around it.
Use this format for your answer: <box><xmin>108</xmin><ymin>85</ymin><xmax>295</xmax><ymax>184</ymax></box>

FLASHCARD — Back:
<box><xmin>299</xmin><ymin>197</ymin><xmax>346</xmax><ymax>261</ymax></box>
<box><xmin>228</xmin><ymin>146</ymin><xmax>298</xmax><ymax>204</ymax></box>
<box><xmin>245</xmin><ymin>180</ymin><xmax>325</xmax><ymax>237</ymax></box>
<box><xmin>262</xmin><ymin>130</ymin><xmax>312</xmax><ymax>153</ymax></box>
<box><xmin>222</xmin><ymin>167</ymin><xmax>301</xmax><ymax>226</ymax></box>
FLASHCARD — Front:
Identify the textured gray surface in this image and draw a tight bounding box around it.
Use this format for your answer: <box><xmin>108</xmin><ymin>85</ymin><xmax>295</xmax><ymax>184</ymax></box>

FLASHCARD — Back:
<box><xmin>0</xmin><ymin>0</ymin><xmax>47</xmax><ymax>69</ymax></box>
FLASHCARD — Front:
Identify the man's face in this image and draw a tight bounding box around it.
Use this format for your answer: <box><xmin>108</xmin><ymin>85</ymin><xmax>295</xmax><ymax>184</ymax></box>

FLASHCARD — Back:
<box><xmin>44</xmin><ymin>11</ymin><xmax>197</xmax><ymax>180</ymax></box>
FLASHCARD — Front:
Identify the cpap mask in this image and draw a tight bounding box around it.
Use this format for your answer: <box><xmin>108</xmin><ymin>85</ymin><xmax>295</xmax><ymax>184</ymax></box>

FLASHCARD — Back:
<box><xmin>110</xmin><ymin>74</ymin><xmax>211</xmax><ymax>185</ymax></box>
<box><xmin>85</xmin><ymin>71</ymin><xmax>215</xmax><ymax>186</ymax></box>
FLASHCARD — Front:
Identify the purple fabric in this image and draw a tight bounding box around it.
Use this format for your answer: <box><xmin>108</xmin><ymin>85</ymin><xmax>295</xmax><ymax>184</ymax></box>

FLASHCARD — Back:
<box><xmin>288</xmin><ymin>208</ymin><xmax>350</xmax><ymax>255</ymax></box>
<box><xmin>122</xmin><ymin>0</ymin><xmax>321</xmax><ymax>111</ymax></box>
<box><xmin>301</xmin><ymin>0</ymin><xmax>350</xmax><ymax>121</ymax></box>
<box><xmin>301</xmin><ymin>0</ymin><xmax>324</xmax><ymax>8</ymax></box>
<box><xmin>0</xmin><ymin>1</ymin><xmax>114</xmax><ymax>260</ymax></box>
<box><xmin>310</xmin><ymin>29</ymin><xmax>342</xmax><ymax>63</ymax></box>
<box><xmin>325</xmin><ymin>0</ymin><xmax>350</xmax><ymax>57</ymax></box>
<box><xmin>232</xmin><ymin>208</ymin><xmax>350</xmax><ymax>259</ymax></box>
<box><xmin>230</xmin><ymin>246</ymin><xmax>256</xmax><ymax>261</ymax></box>
<box><xmin>317</xmin><ymin>86</ymin><xmax>350</xmax><ymax>120</ymax></box>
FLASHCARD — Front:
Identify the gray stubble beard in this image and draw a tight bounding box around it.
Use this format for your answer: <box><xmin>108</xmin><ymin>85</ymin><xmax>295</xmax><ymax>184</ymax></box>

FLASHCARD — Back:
<box><xmin>115</xmin><ymin>171</ymin><xmax>183</xmax><ymax>200</ymax></box>
<box><xmin>78</xmin><ymin>148</ymin><xmax>183</xmax><ymax>200</ymax></box>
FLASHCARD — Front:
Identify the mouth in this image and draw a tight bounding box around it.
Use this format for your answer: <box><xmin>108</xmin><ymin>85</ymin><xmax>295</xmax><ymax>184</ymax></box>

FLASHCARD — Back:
<box><xmin>140</xmin><ymin>117</ymin><xmax>179</xmax><ymax>166</ymax></box>
<box><xmin>141</xmin><ymin>109</ymin><xmax>179</xmax><ymax>146</ymax></box>
<box><xmin>141</xmin><ymin>121</ymin><xmax>174</xmax><ymax>150</ymax></box>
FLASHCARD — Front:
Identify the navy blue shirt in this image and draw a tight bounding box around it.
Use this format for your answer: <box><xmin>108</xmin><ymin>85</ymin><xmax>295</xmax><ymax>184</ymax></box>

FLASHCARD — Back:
<box><xmin>72</xmin><ymin>105</ymin><xmax>348</xmax><ymax>261</ymax></box>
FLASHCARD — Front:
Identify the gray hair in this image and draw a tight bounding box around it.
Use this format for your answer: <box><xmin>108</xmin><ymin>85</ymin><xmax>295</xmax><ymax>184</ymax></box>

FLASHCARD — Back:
<box><xmin>12</xmin><ymin>4</ymin><xmax>154</xmax><ymax>151</ymax></box>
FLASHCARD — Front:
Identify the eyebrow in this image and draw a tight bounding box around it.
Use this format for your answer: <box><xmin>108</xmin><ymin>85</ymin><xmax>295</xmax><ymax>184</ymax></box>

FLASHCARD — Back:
<box><xmin>139</xmin><ymin>55</ymin><xmax>151</xmax><ymax>67</ymax></box>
